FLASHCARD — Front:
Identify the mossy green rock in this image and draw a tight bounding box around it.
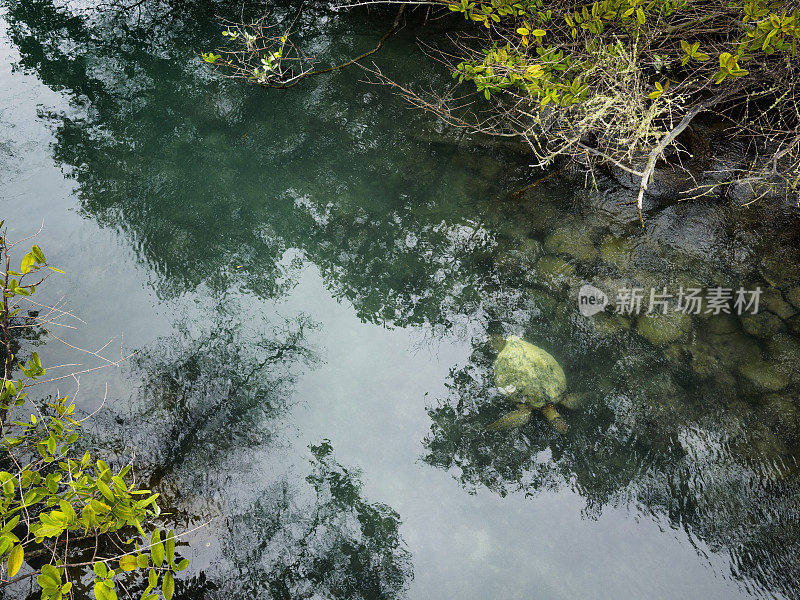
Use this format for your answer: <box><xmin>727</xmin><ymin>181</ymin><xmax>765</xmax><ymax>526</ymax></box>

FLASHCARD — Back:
<box><xmin>592</xmin><ymin>312</ymin><xmax>630</xmax><ymax>336</ymax></box>
<box><xmin>738</xmin><ymin>360</ymin><xmax>790</xmax><ymax>392</ymax></box>
<box><xmin>535</xmin><ymin>255</ymin><xmax>576</xmax><ymax>289</ymax></box>
<box><xmin>599</xmin><ymin>234</ymin><xmax>635</xmax><ymax>271</ymax></box>
<box><xmin>759</xmin><ymin>394</ymin><xmax>799</xmax><ymax>439</ymax></box>
<box><xmin>762</xmin><ymin>288</ymin><xmax>796</xmax><ymax>320</ymax></box>
<box><xmin>785</xmin><ymin>286</ymin><xmax>800</xmax><ymax>311</ymax></box>
<box><xmin>788</xmin><ymin>314</ymin><xmax>800</xmax><ymax>335</ymax></box>
<box><xmin>544</xmin><ymin>227</ymin><xmax>598</xmax><ymax>262</ymax></box>
<box><xmin>740</xmin><ymin>311</ymin><xmax>785</xmax><ymax>339</ymax></box>
<box><xmin>494</xmin><ymin>336</ymin><xmax>566</xmax><ymax>408</ymax></box>
<box><xmin>765</xmin><ymin>334</ymin><xmax>800</xmax><ymax>362</ymax></box>
<box><xmin>703</xmin><ymin>314</ymin><xmax>740</xmax><ymax>336</ymax></box>
<box><xmin>636</xmin><ymin>312</ymin><xmax>692</xmax><ymax>345</ymax></box>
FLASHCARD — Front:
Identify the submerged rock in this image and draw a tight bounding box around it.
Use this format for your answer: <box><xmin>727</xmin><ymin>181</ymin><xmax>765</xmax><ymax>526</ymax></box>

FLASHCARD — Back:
<box><xmin>762</xmin><ymin>287</ymin><xmax>796</xmax><ymax>320</ymax></box>
<box><xmin>738</xmin><ymin>360</ymin><xmax>790</xmax><ymax>392</ymax></box>
<box><xmin>703</xmin><ymin>314</ymin><xmax>741</xmax><ymax>336</ymax></box>
<box><xmin>599</xmin><ymin>234</ymin><xmax>635</xmax><ymax>271</ymax></box>
<box><xmin>759</xmin><ymin>393</ymin><xmax>800</xmax><ymax>441</ymax></box>
<box><xmin>544</xmin><ymin>226</ymin><xmax>599</xmax><ymax>263</ymax></box>
<box><xmin>528</xmin><ymin>288</ymin><xmax>560</xmax><ymax>317</ymax></box>
<box><xmin>636</xmin><ymin>312</ymin><xmax>692</xmax><ymax>345</ymax></box>
<box><xmin>688</xmin><ymin>322</ymin><xmax>762</xmax><ymax>377</ymax></box>
<box><xmin>535</xmin><ymin>255</ymin><xmax>577</xmax><ymax>290</ymax></box>
<box><xmin>740</xmin><ymin>311</ymin><xmax>785</xmax><ymax>339</ymax></box>
<box><xmin>591</xmin><ymin>312</ymin><xmax>630</xmax><ymax>336</ymax></box>
<box><xmin>788</xmin><ymin>314</ymin><xmax>800</xmax><ymax>336</ymax></box>
<box><xmin>786</xmin><ymin>286</ymin><xmax>800</xmax><ymax>311</ymax></box>
<box><xmin>765</xmin><ymin>334</ymin><xmax>800</xmax><ymax>361</ymax></box>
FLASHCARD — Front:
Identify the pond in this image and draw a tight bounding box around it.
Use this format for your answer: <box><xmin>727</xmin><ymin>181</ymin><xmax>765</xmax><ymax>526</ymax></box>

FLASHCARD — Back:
<box><xmin>1</xmin><ymin>2</ymin><xmax>800</xmax><ymax>599</ymax></box>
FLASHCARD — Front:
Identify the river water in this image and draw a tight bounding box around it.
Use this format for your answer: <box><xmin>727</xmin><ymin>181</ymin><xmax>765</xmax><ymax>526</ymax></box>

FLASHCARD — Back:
<box><xmin>2</xmin><ymin>2</ymin><xmax>800</xmax><ymax>599</ymax></box>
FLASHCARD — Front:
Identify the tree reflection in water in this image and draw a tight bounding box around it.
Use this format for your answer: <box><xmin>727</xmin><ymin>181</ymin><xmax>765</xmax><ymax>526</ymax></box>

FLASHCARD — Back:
<box><xmin>82</xmin><ymin>304</ymin><xmax>411</xmax><ymax>599</ymax></box>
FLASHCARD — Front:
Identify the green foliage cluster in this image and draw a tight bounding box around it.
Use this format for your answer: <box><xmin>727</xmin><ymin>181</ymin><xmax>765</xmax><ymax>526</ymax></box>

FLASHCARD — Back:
<box><xmin>445</xmin><ymin>0</ymin><xmax>798</xmax><ymax>104</ymax></box>
<box><xmin>0</xmin><ymin>224</ymin><xmax>188</xmax><ymax>600</ymax></box>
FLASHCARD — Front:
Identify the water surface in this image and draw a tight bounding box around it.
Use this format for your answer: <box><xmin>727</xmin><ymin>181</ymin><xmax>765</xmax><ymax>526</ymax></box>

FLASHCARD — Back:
<box><xmin>2</xmin><ymin>2</ymin><xmax>800</xmax><ymax>599</ymax></box>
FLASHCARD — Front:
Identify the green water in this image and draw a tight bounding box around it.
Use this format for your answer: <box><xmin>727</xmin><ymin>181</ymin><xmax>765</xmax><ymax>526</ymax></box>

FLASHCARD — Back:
<box><xmin>2</xmin><ymin>1</ymin><xmax>800</xmax><ymax>598</ymax></box>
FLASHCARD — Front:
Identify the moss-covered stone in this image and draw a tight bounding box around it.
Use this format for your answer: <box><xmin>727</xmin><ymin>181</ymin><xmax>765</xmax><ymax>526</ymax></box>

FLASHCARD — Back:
<box><xmin>762</xmin><ymin>287</ymin><xmax>796</xmax><ymax>320</ymax></box>
<box><xmin>788</xmin><ymin>314</ymin><xmax>800</xmax><ymax>335</ymax></box>
<box><xmin>544</xmin><ymin>226</ymin><xmax>599</xmax><ymax>262</ymax></box>
<box><xmin>765</xmin><ymin>334</ymin><xmax>800</xmax><ymax>363</ymax></box>
<box><xmin>688</xmin><ymin>320</ymin><xmax>766</xmax><ymax>376</ymax></box>
<box><xmin>535</xmin><ymin>254</ymin><xmax>577</xmax><ymax>290</ymax></box>
<box><xmin>785</xmin><ymin>285</ymin><xmax>800</xmax><ymax>311</ymax></box>
<box><xmin>636</xmin><ymin>311</ymin><xmax>692</xmax><ymax>345</ymax></box>
<box><xmin>759</xmin><ymin>393</ymin><xmax>799</xmax><ymax>440</ymax></box>
<box><xmin>592</xmin><ymin>312</ymin><xmax>630</xmax><ymax>335</ymax></box>
<box><xmin>738</xmin><ymin>360</ymin><xmax>790</xmax><ymax>392</ymax></box>
<box><xmin>740</xmin><ymin>311</ymin><xmax>785</xmax><ymax>339</ymax></box>
<box><xmin>528</xmin><ymin>288</ymin><xmax>559</xmax><ymax>317</ymax></box>
<box><xmin>664</xmin><ymin>343</ymin><xmax>690</xmax><ymax>367</ymax></box>
<box><xmin>599</xmin><ymin>234</ymin><xmax>635</xmax><ymax>271</ymax></box>
<box><xmin>702</xmin><ymin>314</ymin><xmax>741</xmax><ymax>336</ymax></box>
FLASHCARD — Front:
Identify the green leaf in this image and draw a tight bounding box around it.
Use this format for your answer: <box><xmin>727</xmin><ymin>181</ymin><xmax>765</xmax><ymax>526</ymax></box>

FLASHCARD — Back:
<box><xmin>166</xmin><ymin>529</ymin><xmax>175</xmax><ymax>565</ymax></box>
<box><xmin>93</xmin><ymin>561</ymin><xmax>108</xmax><ymax>578</ymax></box>
<box><xmin>96</xmin><ymin>480</ymin><xmax>114</xmax><ymax>502</ymax></box>
<box><xmin>151</xmin><ymin>530</ymin><xmax>164</xmax><ymax>567</ymax></box>
<box><xmin>7</xmin><ymin>544</ymin><xmax>23</xmax><ymax>577</ymax></box>
<box><xmin>2</xmin><ymin>516</ymin><xmax>20</xmax><ymax>534</ymax></box>
<box><xmin>38</xmin><ymin>572</ymin><xmax>60</xmax><ymax>591</ymax></box>
<box><xmin>41</xmin><ymin>564</ymin><xmax>61</xmax><ymax>585</ymax></box>
<box><xmin>20</xmin><ymin>253</ymin><xmax>34</xmax><ymax>275</ymax></box>
<box><xmin>58</xmin><ymin>500</ymin><xmax>76</xmax><ymax>524</ymax></box>
<box><xmin>119</xmin><ymin>555</ymin><xmax>138</xmax><ymax>571</ymax></box>
<box><xmin>175</xmin><ymin>559</ymin><xmax>189</xmax><ymax>572</ymax></box>
<box><xmin>95</xmin><ymin>581</ymin><xmax>111</xmax><ymax>600</ymax></box>
<box><xmin>162</xmin><ymin>572</ymin><xmax>175</xmax><ymax>600</ymax></box>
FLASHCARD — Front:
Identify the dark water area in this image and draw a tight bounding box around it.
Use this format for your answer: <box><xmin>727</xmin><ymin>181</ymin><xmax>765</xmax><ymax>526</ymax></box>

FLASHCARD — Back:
<box><xmin>2</xmin><ymin>1</ymin><xmax>800</xmax><ymax>599</ymax></box>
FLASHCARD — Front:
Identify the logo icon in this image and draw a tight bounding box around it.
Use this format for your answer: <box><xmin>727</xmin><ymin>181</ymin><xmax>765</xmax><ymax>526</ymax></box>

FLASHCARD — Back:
<box><xmin>577</xmin><ymin>284</ymin><xmax>608</xmax><ymax>316</ymax></box>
